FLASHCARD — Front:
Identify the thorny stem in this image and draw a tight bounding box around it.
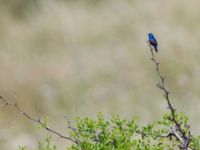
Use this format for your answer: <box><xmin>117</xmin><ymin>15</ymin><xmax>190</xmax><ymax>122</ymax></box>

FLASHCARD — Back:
<box><xmin>147</xmin><ymin>41</ymin><xmax>192</xmax><ymax>150</ymax></box>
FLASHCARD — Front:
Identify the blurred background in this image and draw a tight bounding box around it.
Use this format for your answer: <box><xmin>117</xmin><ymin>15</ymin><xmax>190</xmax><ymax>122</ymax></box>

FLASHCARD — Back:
<box><xmin>0</xmin><ymin>0</ymin><xmax>200</xmax><ymax>149</ymax></box>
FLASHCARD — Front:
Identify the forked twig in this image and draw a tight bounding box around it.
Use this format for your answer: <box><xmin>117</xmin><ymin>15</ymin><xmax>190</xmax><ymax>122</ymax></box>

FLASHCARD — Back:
<box><xmin>0</xmin><ymin>96</ymin><xmax>79</xmax><ymax>144</ymax></box>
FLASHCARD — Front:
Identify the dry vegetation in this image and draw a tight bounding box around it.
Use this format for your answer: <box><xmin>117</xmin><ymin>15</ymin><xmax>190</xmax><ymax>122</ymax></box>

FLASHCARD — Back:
<box><xmin>0</xmin><ymin>0</ymin><xmax>200</xmax><ymax>149</ymax></box>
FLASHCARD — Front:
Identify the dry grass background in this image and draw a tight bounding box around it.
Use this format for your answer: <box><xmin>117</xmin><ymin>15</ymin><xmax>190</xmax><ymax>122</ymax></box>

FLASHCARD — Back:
<box><xmin>1</xmin><ymin>0</ymin><xmax>200</xmax><ymax>149</ymax></box>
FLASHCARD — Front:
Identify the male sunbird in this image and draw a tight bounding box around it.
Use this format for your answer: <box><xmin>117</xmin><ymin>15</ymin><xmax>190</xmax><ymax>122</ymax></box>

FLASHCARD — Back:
<box><xmin>148</xmin><ymin>33</ymin><xmax>158</xmax><ymax>52</ymax></box>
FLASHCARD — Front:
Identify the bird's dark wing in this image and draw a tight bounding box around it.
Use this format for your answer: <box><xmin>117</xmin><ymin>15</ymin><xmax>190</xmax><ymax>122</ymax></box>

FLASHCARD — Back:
<box><xmin>149</xmin><ymin>40</ymin><xmax>157</xmax><ymax>46</ymax></box>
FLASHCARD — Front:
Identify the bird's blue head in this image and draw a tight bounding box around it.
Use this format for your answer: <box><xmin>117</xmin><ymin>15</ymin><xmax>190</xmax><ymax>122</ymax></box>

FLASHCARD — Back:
<box><xmin>148</xmin><ymin>33</ymin><xmax>154</xmax><ymax>38</ymax></box>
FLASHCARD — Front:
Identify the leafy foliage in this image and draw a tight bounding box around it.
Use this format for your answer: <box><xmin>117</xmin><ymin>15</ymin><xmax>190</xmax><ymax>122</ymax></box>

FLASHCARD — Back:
<box><xmin>19</xmin><ymin>113</ymin><xmax>200</xmax><ymax>150</ymax></box>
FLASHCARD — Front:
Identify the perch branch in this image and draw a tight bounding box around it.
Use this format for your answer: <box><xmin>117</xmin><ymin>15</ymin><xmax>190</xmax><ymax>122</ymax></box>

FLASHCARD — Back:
<box><xmin>147</xmin><ymin>41</ymin><xmax>192</xmax><ymax>150</ymax></box>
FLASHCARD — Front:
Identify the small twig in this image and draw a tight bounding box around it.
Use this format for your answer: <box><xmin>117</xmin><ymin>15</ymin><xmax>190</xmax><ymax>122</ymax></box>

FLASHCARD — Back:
<box><xmin>0</xmin><ymin>96</ymin><xmax>78</xmax><ymax>144</ymax></box>
<box><xmin>64</xmin><ymin>115</ymin><xmax>76</xmax><ymax>132</ymax></box>
<box><xmin>147</xmin><ymin>41</ymin><xmax>192</xmax><ymax>150</ymax></box>
<box><xmin>136</xmin><ymin>129</ymin><xmax>172</xmax><ymax>139</ymax></box>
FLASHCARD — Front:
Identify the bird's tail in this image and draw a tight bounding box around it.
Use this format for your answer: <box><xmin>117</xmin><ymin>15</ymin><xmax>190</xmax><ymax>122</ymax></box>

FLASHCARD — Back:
<box><xmin>155</xmin><ymin>47</ymin><xmax>158</xmax><ymax>52</ymax></box>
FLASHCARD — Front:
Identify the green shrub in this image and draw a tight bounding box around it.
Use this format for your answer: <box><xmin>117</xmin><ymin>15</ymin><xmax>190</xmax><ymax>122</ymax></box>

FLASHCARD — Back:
<box><xmin>19</xmin><ymin>112</ymin><xmax>200</xmax><ymax>150</ymax></box>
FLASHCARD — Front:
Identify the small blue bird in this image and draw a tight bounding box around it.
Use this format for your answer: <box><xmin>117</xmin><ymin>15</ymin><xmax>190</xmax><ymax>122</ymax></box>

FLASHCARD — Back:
<box><xmin>148</xmin><ymin>33</ymin><xmax>158</xmax><ymax>52</ymax></box>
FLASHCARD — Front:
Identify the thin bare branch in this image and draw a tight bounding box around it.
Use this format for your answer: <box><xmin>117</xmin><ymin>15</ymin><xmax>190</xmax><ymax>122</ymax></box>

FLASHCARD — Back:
<box><xmin>0</xmin><ymin>96</ymin><xmax>78</xmax><ymax>144</ymax></box>
<box><xmin>147</xmin><ymin>41</ymin><xmax>192</xmax><ymax>150</ymax></box>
